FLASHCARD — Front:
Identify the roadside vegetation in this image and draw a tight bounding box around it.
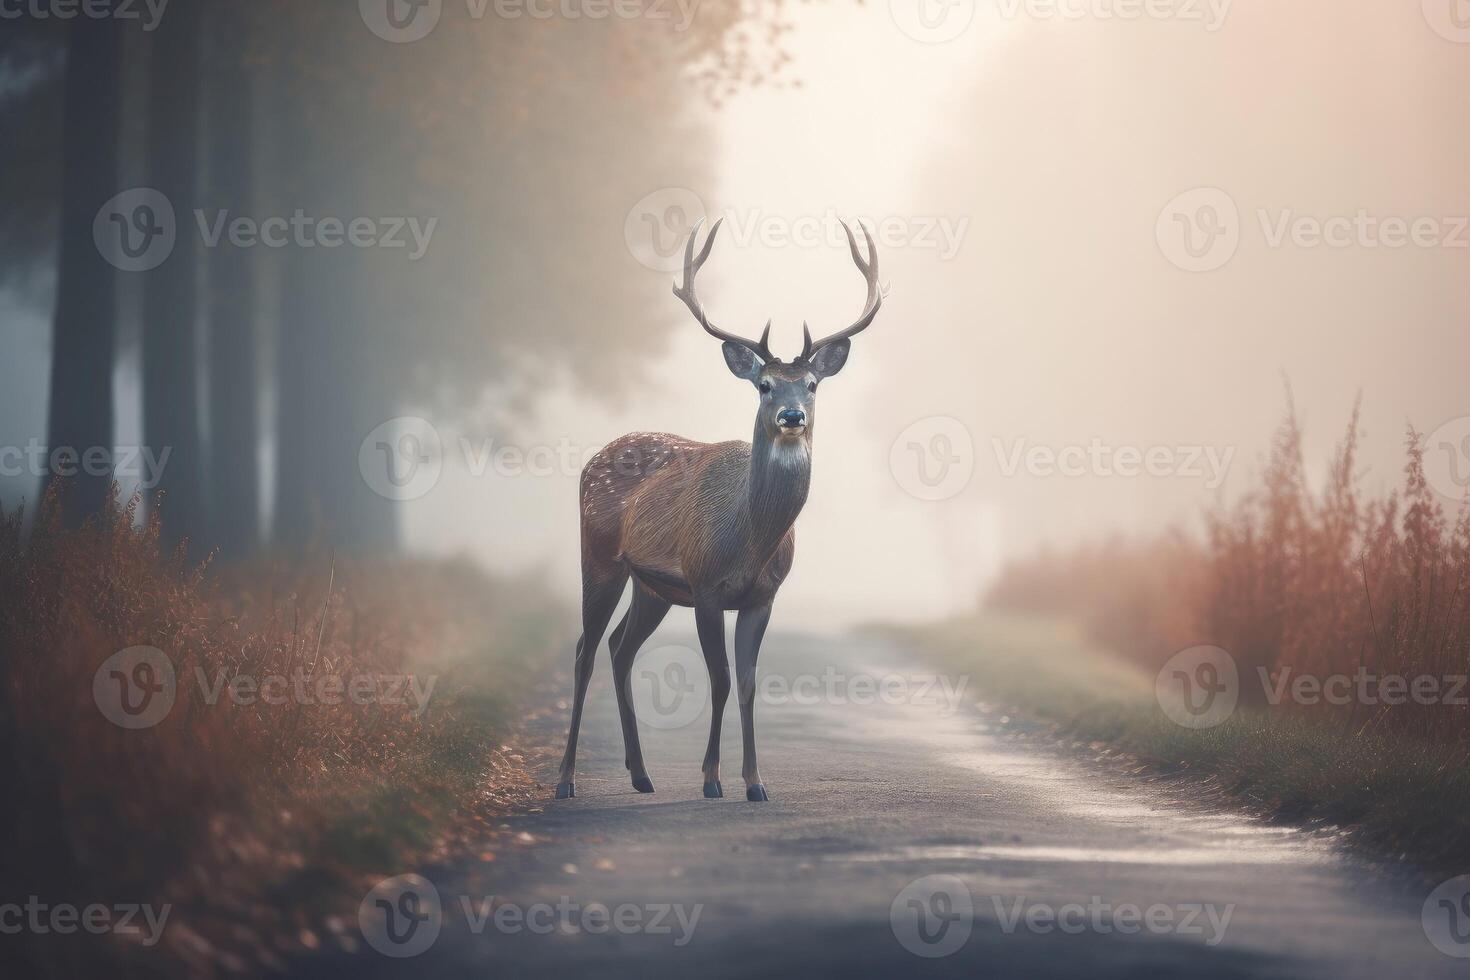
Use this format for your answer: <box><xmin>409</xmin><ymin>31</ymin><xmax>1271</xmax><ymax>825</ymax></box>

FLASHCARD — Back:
<box><xmin>0</xmin><ymin>488</ymin><xmax>569</xmax><ymax>978</ymax></box>
<box><xmin>894</xmin><ymin>401</ymin><xmax>1470</xmax><ymax>872</ymax></box>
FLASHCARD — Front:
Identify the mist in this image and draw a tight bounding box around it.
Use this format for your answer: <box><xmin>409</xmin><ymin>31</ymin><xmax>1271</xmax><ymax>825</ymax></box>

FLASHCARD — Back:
<box><xmin>4</xmin><ymin>0</ymin><xmax>1468</xmax><ymax>628</ymax></box>
<box><xmin>400</xmin><ymin>0</ymin><xmax>1470</xmax><ymax>626</ymax></box>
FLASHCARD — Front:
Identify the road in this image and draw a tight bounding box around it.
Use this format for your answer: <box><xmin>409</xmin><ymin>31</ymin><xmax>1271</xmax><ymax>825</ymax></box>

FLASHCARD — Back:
<box><xmin>315</xmin><ymin>631</ymin><xmax>1463</xmax><ymax>978</ymax></box>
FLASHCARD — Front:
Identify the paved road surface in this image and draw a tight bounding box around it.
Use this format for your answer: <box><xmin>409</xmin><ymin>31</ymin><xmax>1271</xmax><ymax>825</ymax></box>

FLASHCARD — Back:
<box><xmin>306</xmin><ymin>631</ymin><xmax>1463</xmax><ymax>978</ymax></box>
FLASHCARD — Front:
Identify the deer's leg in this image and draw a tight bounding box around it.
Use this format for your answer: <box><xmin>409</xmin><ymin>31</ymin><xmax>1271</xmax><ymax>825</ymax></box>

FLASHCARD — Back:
<box><xmin>734</xmin><ymin>602</ymin><xmax>773</xmax><ymax>802</ymax></box>
<box><xmin>611</xmin><ymin>585</ymin><xmax>672</xmax><ymax>793</ymax></box>
<box><xmin>606</xmin><ymin>611</ymin><xmax>629</xmax><ymax>661</ymax></box>
<box><xmin>555</xmin><ymin>572</ymin><xmax>627</xmax><ymax>799</ymax></box>
<box><xmin>694</xmin><ymin>601</ymin><xmax>731</xmax><ymax>798</ymax></box>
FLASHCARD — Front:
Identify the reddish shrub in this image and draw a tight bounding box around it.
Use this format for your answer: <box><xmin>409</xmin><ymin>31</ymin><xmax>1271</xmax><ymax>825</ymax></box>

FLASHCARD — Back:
<box><xmin>0</xmin><ymin>487</ymin><xmax>558</xmax><ymax>977</ymax></box>
<box><xmin>986</xmin><ymin>399</ymin><xmax>1470</xmax><ymax>739</ymax></box>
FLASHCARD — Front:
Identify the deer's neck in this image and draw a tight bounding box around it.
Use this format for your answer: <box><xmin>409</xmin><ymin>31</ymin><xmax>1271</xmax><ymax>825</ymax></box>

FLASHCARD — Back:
<box><xmin>746</xmin><ymin>425</ymin><xmax>811</xmax><ymax>555</ymax></box>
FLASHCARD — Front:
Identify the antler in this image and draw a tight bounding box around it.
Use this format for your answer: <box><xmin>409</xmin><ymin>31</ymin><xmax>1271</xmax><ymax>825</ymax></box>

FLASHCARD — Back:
<box><xmin>802</xmin><ymin>219</ymin><xmax>885</xmax><ymax>360</ymax></box>
<box><xmin>672</xmin><ymin>217</ymin><xmax>772</xmax><ymax>361</ymax></box>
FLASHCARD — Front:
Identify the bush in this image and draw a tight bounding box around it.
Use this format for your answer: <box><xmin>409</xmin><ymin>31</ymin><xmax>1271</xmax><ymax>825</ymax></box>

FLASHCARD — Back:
<box><xmin>0</xmin><ymin>487</ymin><xmax>564</xmax><ymax>977</ymax></box>
<box><xmin>985</xmin><ymin>398</ymin><xmax>1470</xmax><ymax>741</ymax></box>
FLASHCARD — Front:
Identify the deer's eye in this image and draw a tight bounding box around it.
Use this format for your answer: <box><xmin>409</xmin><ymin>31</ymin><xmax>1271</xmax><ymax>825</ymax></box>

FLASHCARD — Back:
<box><xmin>806</xmin><ymin>381</ymin><xmax>817</xmax><ymax>393</ymax></box>
<box><xmin>758</xmin><ymin>380</ymin><xmax>772</xmax><ymax>394</ymax></box>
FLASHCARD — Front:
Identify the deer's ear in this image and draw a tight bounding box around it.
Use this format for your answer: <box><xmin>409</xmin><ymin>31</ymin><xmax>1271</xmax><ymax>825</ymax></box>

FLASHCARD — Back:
<box><xmin>722</xmin><ymin>342</ymin><xmax>764</xmax><ymax>382</ymax></box>
<box><xmin>809</xmin><ymin>339</ymin><xmax>851</xmax><ymax>379</ymax></box>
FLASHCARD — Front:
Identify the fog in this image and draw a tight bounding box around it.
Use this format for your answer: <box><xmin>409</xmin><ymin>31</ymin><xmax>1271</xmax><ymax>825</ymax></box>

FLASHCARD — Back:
<box><xmin>406</xmin><ymin>0</ymin><xmax>1470</xmax><ymax>626</ymax></box>
<box><xmin>5</xmin><ymin>0</ymin><xmax>1469</xmax><ymax>628</ymax></box>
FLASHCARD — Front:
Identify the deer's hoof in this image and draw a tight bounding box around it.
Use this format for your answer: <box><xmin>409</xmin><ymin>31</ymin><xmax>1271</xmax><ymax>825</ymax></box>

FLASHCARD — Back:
<box><xmin>631</xmin><ymin>775</ymin><xmax>655</xmax><ymax>794</ymax></box>
<box><xmin>554</xmin><ymin>781</ymin><xmax>575</xmax><ymax>800</ymax></box>
<box><xmin>746</xmin><ymin>784</ymin><xmax>769</xmax><ymax>802</ymax></box>
<box><xmin>703</xmin><ymin>780</ymin><xmax>723</xmax><ymax>798</ymax></box>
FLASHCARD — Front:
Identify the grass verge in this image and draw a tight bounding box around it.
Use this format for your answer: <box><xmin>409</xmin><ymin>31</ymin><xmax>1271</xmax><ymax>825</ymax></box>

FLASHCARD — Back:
<box><xmin>882</xmin><ymin>612</ymin><xmax>1470</xmax><ymax>874</ymax></box>
<box><xmin>0</xmin><ymin>491</ymin><xmax>571</xmax><ymax>978</ymax></box>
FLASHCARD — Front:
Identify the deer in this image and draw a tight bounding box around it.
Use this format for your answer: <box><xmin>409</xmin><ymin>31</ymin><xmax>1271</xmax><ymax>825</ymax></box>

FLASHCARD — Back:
<box><xmin>553</xmin><ymin>216</ymin><xmax>884</xmax><ymax>803</ymax></box>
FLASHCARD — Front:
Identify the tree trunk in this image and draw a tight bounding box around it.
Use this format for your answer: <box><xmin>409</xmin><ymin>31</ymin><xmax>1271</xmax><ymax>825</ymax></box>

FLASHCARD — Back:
<box><xmin>271</xmin><ymin>87</ymin><xmax>400</xmax><ymax>556</ymax></box>
<box><xmin>204</xmin><ymin>1</ymin><xmax>260</xmax><ymax>559</ymax></box>
<box><xmin>17</xmin><ymin>15</ymin><xmax>125</xmax><ymax>974</ymax></box>
<box><xmin>42</xmin><ymin>15</ymin><xmax>123</xmax><ymax>525</ymax></box>
<box><xmin>141</xmin><ymin>0</ymin><xmax>207</xmax><ymax>558</ymax></box>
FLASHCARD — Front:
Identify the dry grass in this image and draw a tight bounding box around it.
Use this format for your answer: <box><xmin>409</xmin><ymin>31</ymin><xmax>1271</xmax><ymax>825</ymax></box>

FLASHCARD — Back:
<box><xmin>930</xmin><ymin>398</ymin><xmax>1470</xmax><ymax>869</ymax></box>
<box><xmin>901</xmin><ymin>611</ymin><xmax>1470</xmax><ymax>871</ymax></box>
<box><xmin>0</xmin><ymin>487</ymin><xmax>567</xmax><ymax>977</ymax></box>
<box><xmin>987</xmin><ymin>398</ymin><xmax>1470</xmax><ymax>741</ymax></box>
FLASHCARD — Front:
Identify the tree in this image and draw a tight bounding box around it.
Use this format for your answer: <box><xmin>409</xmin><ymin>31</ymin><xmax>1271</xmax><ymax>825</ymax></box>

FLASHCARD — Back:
<box><xmin>204</xmin><ymin>0</ymin><xmax>262</xmax><ymax>558</ymax></box>
<box><xmin>140</xmin><ymin>0</ymin><xmax>207</xmax><ymax>556</ymax></box>
<box><xmin>8</xmin><ymin>0</ymin><xmax>788</xmax><ymax>555</ymax></box>
<box><xmin>5</xmin><ymin>18</ymin><xmax>120</xmax><ymax>969</ymax></box>
<box><xmin>40</xmin><ymin>14</ymin><xmax>121</xmax><ymax>524</ymax></box>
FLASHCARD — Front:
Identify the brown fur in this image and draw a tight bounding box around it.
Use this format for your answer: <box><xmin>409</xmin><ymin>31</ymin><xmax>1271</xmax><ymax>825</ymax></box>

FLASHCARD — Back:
<box><xmin>554</xmin><ymin>217</ymin><xmax>882</xmax><ymax>799</ymax></box>
<box><xmin>580</xmin><ymin>430</ymin><xmax>802</xmax><ymax>610</ymax></box>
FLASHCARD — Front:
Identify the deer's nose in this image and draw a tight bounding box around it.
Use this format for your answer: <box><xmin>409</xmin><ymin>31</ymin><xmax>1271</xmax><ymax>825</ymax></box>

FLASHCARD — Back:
<box><xmin>777</xmin><ymin>408</ymin><xmax>807</xmax><ymax>429</ymax></box>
